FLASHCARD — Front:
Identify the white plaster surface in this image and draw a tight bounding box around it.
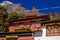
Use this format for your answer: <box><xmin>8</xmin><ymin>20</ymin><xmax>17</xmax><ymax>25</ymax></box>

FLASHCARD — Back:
<box><xmin>34</xmin><ymin>27</ymin><xmax>60</xmax><ymax>40</ymax></box>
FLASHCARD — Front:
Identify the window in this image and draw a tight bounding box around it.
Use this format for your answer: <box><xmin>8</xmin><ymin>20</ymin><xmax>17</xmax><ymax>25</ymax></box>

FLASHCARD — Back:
<box><xmin>48</xmin><ymin>27</ymin><xmax>55</xmax><ymax>33</ymax></box>
<box><xmin>35</xmin><ymin>23</ymin><xmax>41</xmax><ymax>28</ymax></box>
<box><xmin>46</xmin><ymin>24</ymin><xmax>59</xmax><ymax>36</ymax></box>
<box><xmin>33</xmin><ymin>31</ymin><xmax>42</xmax><ymax>37</ymax></box>
<box><xmin>47</xmin><ymin>27</ymin><xmax>51</xmax><ymax>33</ymax></box>
<box><xmin>47</xmin><ymin>26</ymin><xmax>59</xmax><ymax>33</ymax></box>
<box><xmin>55</xmin><ymin>26</ymin><xmax>59</xmax><ymax>32</ymax></box>
<box><xmin>26</xmin><ymin>25</ymin><xmax>30</xmax><ymax>27</ymax></box>
<box><xmin>31</xmin><ymin>22</ymin><xmax>41</xmax><ymax>28</ymax></box>
<box><xmin>51</xmin><ymin>27</ymin><xmax>55</xmax><ymax>32</ymax></box>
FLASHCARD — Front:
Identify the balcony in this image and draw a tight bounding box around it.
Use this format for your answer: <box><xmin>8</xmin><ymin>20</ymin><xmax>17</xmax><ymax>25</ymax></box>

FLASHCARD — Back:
<box><xmin>0</xmin><ymin>31</ymin><xmax>33</xmax><ymax>37</ymax></box>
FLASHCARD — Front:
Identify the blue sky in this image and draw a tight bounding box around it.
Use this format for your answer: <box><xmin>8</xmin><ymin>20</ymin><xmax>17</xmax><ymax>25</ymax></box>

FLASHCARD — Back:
<box><xmin>0</xmin><ymin>0</ymin><xmax>60</xmax><ymax>13</ymax></box>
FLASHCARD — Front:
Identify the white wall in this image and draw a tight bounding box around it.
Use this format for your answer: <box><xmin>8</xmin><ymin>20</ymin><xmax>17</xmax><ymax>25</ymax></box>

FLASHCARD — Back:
<box><xmin>34</xmin><ymin>26</ymin><xmax>60</xmax><ymax>40</ymax></box>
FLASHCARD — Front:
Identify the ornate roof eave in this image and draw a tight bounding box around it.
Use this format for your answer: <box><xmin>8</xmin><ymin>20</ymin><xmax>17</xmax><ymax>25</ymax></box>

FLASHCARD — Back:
<box><xmin>41</xmin><ymin>19</ymin><xmax>60</xmax><ymax>24</ymax></box>
<box><xmin>8</xmin><ymin>14</ymin><xmax>50</xmax><ymax>23</ymax></box>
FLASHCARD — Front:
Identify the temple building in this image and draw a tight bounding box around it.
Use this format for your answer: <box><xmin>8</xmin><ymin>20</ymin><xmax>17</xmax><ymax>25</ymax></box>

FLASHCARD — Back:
<box><xmin>0</xmin><ymin>13</ymin><xmax>60</xmax><ymax>40</ymax></box>
<box><xmin>0</xmin><ymin>1</ymin><xmax>60</xmax><ymax>40</ymax></box>
<box><xmin>35</xmin><ymin>13</ymin><xmax>60</xmax><ymax>40</ymax></box>
<box><xmin>0</xmin><ymin>14</ymin><xmax>50</xmax><ymax>40</ymax></box>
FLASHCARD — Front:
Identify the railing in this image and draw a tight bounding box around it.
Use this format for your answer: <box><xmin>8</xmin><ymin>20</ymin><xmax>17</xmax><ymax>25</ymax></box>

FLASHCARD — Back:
<box><xmin>0</xmin><ymin>31</ymin><xmax>33</xmax><ymax>37</ymax></box>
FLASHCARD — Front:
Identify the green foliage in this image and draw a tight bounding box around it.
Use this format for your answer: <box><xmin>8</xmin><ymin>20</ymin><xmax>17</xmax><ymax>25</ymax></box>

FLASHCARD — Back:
<box><xmin>18</xmin><ymin>14</ymin><xmax>25</xmax><ymax>19</ymax></box>
<box><xmin>0</xmin><ymin>6</ymin><xmax>7</xmax><ymax>12</ymax></box>
<box><xmin>0</xmin><ymin>6</ymin><xmax>9</xmax><ymax>32</ymax></box>
<box><xmin>0</xmin><ymin>6</ymin><xmax>26</xmax><ymax>32</ymax></box>
<box><xmin>8</xmin><ymin>12</ymin><xmax>25</xmax><ymax>21</ymax></box>
<box><xmin>0</xmin><ymin>26</ymin><xmax>5</xmax><ymax>32</ymax></box>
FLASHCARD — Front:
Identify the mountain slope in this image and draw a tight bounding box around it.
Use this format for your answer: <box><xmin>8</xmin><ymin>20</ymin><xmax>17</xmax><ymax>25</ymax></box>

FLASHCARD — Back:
<box><xmin>0</xmin><ymin>1</ymin><xmax>44</xmax><ymax>16</ymax></box>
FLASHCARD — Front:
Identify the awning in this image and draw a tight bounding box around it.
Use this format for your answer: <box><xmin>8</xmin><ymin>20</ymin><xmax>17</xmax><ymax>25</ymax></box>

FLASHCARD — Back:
<box><xmin>6</xmin><ymin>36</ymin><xmax>18</xmax><ymax>38</ymax></box>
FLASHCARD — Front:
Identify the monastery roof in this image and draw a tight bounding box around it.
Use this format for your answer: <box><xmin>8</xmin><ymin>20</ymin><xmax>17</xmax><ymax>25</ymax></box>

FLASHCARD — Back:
<box><xmin>8</xmin><ymin>14</ymin><xmax>50</xmax><ymax>23</ymax></box>
<box><xmin>41</xmin><ymin>19</ymin><xmax>60</xmax><ymax>24</ymax></box>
